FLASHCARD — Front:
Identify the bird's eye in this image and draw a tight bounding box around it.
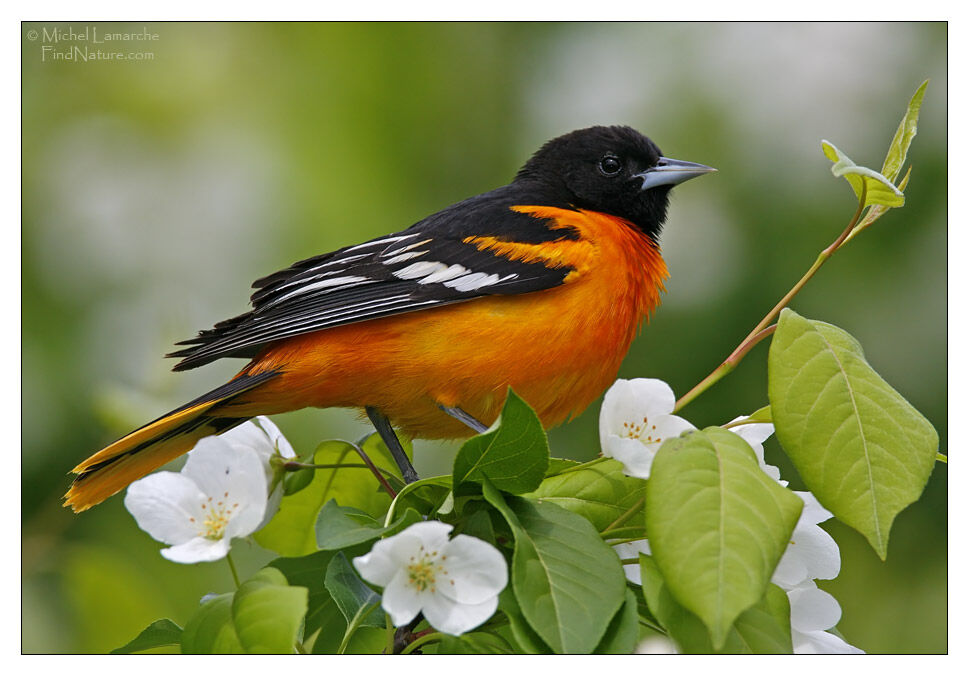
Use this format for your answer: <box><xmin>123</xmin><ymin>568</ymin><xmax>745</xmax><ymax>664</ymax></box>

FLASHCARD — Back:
<box><xmin>598</xmin><ymin>155</ymin><xmax>622</xmax><ymax>176</ymax></box>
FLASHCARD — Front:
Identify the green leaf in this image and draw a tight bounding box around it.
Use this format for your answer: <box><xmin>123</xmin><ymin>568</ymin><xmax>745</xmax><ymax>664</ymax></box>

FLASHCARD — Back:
<box><xmin>316</xmin><ymin>501</ymin><xmax>382</xmax><ymax>549</ymax></box>
<box><xmin>483</xmin><ymin>482</ymin><xmax>626</xmax><ymax>654</ymax></box>
<box><xmin>524</xmin><ymin>458</ymin><xmax>645</xmax><ymax>533</ymax></box>
<box><xmin>181</xmin><ymin>594</ymin><xmax>243</xmax><ymax>654</ymax></box>
<box><xmin>435</xmin><ymin>632</ymin><xmax>514</xmax><ymax>654</ymax></box>
<box><xmin>283</xmin><ymin>466</ymin><xmax>315</xmax><ymax>495</ymax></box>
<box><xmin>269</xmin><ymin>550</ymin><xmax>340</xmax><ymax>639</ymax></box>
<box><xmin>324</xmin><ymin>552</ymin><xmax>384</xmax><ymax>629</ymax></box>
<box><xmin>385</xmin><ymin>474</ymin><xmax>453</xmax><ymax>517</ymax></box>
<box><xmin>231</xmin><ymin>567</ymin><xmax>308</xmax><ymax>654</ymax></box>
<box><xmin>638</xmin><ymin>555</ymin><xmax>792</xmax><ymax>654</ymax></box>
<box><xmin>638</xmin><ymin>554</ymin><xmax>710</xmax><ymax>652</ymax></box>
<box><xmin>498</xmin><ymin>588</ymin><xmax>551</xmax><ymax>654</ymax></box>
<box><xmin>881</xmin><ymin>80</ymin><xmax>927</xmax><ymax>184</ymax></box>
<box><xmin>453</xmin><ymin>388</ymin><xmax>550</xmax><ymax>495</ymax></box>
<box><xmin>768</xmin><ymin>308</ymin><xmax>939</xmax><ymax>559</ymax></box>
<box><xmin>269</xmin><ymin>548</ymin><xmax>375</xmax><ymax>654</ymax></box>
<box><xmin>746</xmin><ymin>405</ymin><xmax>772</xmax><ymax>424</ymax></box>
<box><xmin>594</xmin><ymin>588</ymin><xmax>639</xmax><ymax>654</ymax></box>
<box><xmin>822</xmin><ymin>140</ymin><xmax>904</xmax><ymax>207</ymax></box>
<box><xmin>460</xmin><ymin>506</ymin><xmax>498</xmax><ymax>544</ymax></box>
<box><xmin>546</xmin><ymin>457</ymin><xmax>581</xmax><ymax>475</ymax></box>
<box><xmin>110</xmin><ymin>619</ymin><xmax>182</xmax><ymax>654</ymax></box>
<box><xmin>731</xmin><ymin>584</ymin><xmax>793</xmax><ymax>654</ymax></box>
<box><xmin>645</xmin><ymin>427</ymin><xmax>802</xmax><ymax>648</ymax></box>
<box><xmin>842</xmin><ymin>82</ymin><xmax>927</xmax><ymax>238</ymax></box>
<box><xmin>256</xmin><ymin>434</ymin><xmax>405</xmax><ymax>556</ymax></box>
<box><xmin>315</xmin><ymin>499</ymin><xmax>421</xmax><ymax>550</ymax></box>
<box><xmin>323</xmin><ymin>627</ymin><xmax>386</xmax><ymax>654</ymax></box>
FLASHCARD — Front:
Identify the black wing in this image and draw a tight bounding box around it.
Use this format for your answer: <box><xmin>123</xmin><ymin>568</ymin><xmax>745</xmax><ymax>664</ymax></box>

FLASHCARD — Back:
<box><xmin>168</xmin><ymin>188</ymin><xmax>578</xmax><ymax>371</ymax></box>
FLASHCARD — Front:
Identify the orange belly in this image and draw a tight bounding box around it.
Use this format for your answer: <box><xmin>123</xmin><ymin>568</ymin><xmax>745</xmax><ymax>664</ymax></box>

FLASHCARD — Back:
<box><xmin>221</xmin><ymin>208</ymin><xmax>668</xmax><ymax>439</ymax></box>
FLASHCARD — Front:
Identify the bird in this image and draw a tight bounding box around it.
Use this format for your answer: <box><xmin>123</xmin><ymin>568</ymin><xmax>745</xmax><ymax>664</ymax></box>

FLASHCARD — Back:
<box><xmin>63</xmin><ymin>125</ymin><xmax>715</xmax><ymax>512</ymax></box>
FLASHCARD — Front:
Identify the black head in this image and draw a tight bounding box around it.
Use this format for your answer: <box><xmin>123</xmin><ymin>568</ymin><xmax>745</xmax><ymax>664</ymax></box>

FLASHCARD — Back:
<box><xmin>515</xmin><ymin>126</ymin><xmax>715</xmax><ymax>241</ymax></box>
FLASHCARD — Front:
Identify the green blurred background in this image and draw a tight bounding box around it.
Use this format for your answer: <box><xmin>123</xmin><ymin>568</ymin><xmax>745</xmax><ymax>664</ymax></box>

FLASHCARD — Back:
<box><xmin>22</xmin><ymin>22</ymin><xmax>946</xmax><ymax>653</ymax></box>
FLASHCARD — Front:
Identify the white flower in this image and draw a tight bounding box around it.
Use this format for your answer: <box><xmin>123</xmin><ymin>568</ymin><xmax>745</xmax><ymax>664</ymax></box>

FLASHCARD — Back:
<box><xmin>599</xmin><ymin>379</ymin><xmax>695</xmax><ymax>479</ymax></box>
<box><xmin>353</xmin><ymin>521</ymin><xmax>508</xmax><ymax>636</ymax></box>
<box><xmin>728</xmin><ymin>416</ymin><xmax>784</xmax><ymax>484</ymax></box>
<box><xmin>124</xmin><ymin>435</ymin><xmax>268</xmax><ymax>563</ymax></box>
<box><xmin>787</xmin><ymin>580</ymin><xmax>864</xmax><ymax>654</ymax></box>
<box><xmin>635</xmin><ymin>636</ymin><xmax>679</xmax><ymax>654</ymax></box>
<box><xmin>771</xmin><ymin>492</ymin><xmax>860</xmax><ymax>653</ymax></box>
<box><xmin>613</xmin><ymin>539</ymin><xmax>651</xmax><ymax>585</ymax></box>
<box><xmin>772</xmin><ymin>491</ymin><xmax>841</xmax><ymax>588</ymax></box>
<box><xmin>217</xmin><ymin>416</ymin><xmax>295</xmax><ymax>527</ymax></box>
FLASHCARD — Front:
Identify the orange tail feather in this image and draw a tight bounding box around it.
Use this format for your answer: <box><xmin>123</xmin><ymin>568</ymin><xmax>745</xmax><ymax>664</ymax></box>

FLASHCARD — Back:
<box><xmin>64</xmin><ymin>370</ymin><xmax>279</xmax><ymax>512</ymax></box>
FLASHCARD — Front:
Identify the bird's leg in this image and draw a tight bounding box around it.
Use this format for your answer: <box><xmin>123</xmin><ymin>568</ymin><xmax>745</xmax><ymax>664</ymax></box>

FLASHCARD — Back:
<box><xmin>438</xmin><ymin>405</ymin><xmax>490</xmax><ymax>434</ymax></box>
<box><xmin>365</xmin><ymin>406</ymin><xmax>419</xmax><ymax>484</ymax></box>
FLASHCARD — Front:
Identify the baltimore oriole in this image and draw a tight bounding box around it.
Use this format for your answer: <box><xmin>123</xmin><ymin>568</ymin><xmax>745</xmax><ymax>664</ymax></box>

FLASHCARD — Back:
<box><xmin>64</xmin><ymin>125</ymin><xmax>715</xmax><ymax>512</ymax></box>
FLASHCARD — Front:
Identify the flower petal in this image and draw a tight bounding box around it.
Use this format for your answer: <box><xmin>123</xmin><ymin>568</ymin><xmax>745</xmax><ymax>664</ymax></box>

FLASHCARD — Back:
<box><xmin>353</xmin><ymin>547</ymin><xmax>401</xmax><ymax>587</ymax></box>
<box><xmin>731</xmin><ymin>420</ymin><xmax>775</xmax><ymax>447</ymax></box>
<box><xmin>773</xmin><ymin>492</ymin><xmax>841</xmax><ymax>587</ymax></box>
<box><xmin>623</xmin><ymin>378</ymin><xmax>677</xmax><ymax>415</ymax></box>
<box><xmin>760</xmin><ymin>462</ymin><xmax>784</xmax><ymax>484</ymax></box>
<box><xmin>219</xmin><ymin>420</ymin><xmax>274</xmax><ymax>458</ymax></box>
<box><xmin>796</xmin><ymin>491</ymin><xmax>834</xmax><ymax>524</ymax></box>
<box><xmin>182</xmin><ymin>439</ymin><xmax>268</xmax><ymax>538</ymax></box>
<box><xmin>161</xmin><ymin>535</ymin><xmax>230</xmax><ymax>563</ymax></box>
<box><xmin>421</xmin><ymin>589</ymin><xmax>498</xmax><ymax>636</ymax></box>
<box><xmin>651</xmin><ymin>413</ymin><xmax>695</xmax><ymax>443</ymax></box>
<box><xmin>782</xmin><ymin>525</ymin><xmax>841</xmax><ymax>586</ymax></box>
<box><xmin>437</xmin><ymin>535</ymin><xmax>508</xmax><ymax>604</ymax></box>
<box><xmin>225</xmin><ymin>492</ymin><xmax>270</xmax><ymax>540</ymax></box>
<box><xmin>604</xmin><ymin>435</ymin><xmax>658</xmax><ymax>479</ymax></box>
<box><xmin>792</xmin><ymin>629</ymin><xmax>865</xmax><ymax>654</ymax></box>
<box><xmin>613</xmin><ymin>539</ymin><xmax>651</xmax><ymax>585</ymax></box>
<box><xmin>381</xmin><ymin>569</ymin><xmax>425</xmax><ymax>627</ymax></box>
<box><xmin>124</xmin><ymin>472</ymin><xmax>206</xmax><ymax>545</ymax></box>
<box><xmin>788</xmin><ymin>583</ymin><xmax>842</xmax><ymax>633</ymax></box>
<box><xmin>380</xmin><ymin>521</ymin><xmax>454</xmax><ymax>567</ymax></box>
<box><xmin>600</xmin><ymin>378</ymin><xmax>677</xmax><ymax>450</ymax></box>
<box><xmin>635</xmin><ymin>636</ymin><xmax>679</xmax><ymax>654</ymax></box>
<box><xmin>251</xmin><ymin>416</ymin><xmax>296</xmax><ymax>458</ymax></box>
<box><xmin>255</xmin><ymin>486</ymin><xmax>284</xmax><ymax>532</ymax></box>
<box><xmin>184</xmin><ymin>437</ymin><xmax>264</xmax><ymax>499</ymax></box>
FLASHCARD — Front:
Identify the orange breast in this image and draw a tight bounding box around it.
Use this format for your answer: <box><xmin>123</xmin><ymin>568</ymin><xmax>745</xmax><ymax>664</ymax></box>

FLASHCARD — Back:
<box><xmin>228</xmin><ymin>207</ymin><xmax>668</xmax><ymax>439</ymax></box>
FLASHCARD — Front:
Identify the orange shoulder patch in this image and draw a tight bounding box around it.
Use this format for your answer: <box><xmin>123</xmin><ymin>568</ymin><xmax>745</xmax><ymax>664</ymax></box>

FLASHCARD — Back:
<box><xmin>462</xmin><ymin>205</ymin><xmax>599</xmax><ymax>281</ymax></box>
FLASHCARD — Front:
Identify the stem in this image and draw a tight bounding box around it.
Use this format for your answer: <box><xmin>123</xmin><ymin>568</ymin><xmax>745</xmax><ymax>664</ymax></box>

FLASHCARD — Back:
<box><xmin>284</xmin><ymin>461</ymin><xmax>399</xmax><ymax>480</ymax></box>
<box><xmin>605</xmin><ymin>534</ymin><xmax>651</xmax><ymax>546</ymax></box>
<box><xmin>638</xmin><ymin>615</ymin><xmax>667</xmax><ymax>635</ymax></box>
<box><xmin>337</xmin><ymin>600</ymin><xmax>381</xmax><ymax>654</ymax></box>
<box><xmin>599</xmin><ymin>526</ymin><xmax>647</xmax><ymax>540</ymax></box>
<box><xmin>226</xmin><ymin>552</ymin><xmax>241</xmax><ymax>588</ymax></box>
<box><xmin>475</xmin><ymin>631</ymin><xmax>516</xmax><ymax>654</ymax></box>
<box><xmin>673</xmin><ymin>325</ymin><xmax>776</xmax><ymax>413</ymax></box>
<box><xmin>400</xmin><ymin>632</ymin><xmax>445</xmax><ymax>655</ymax></box>
<box><xmin>553</xmin><ymin>456</ymin><xmax>609</xmax><ymax>475</ymax></box>
<box><xmin>383</xmin><ymin>476</ymin><xmax>451</xmax><ymax>527</ymax></box>
<box><xmin>348</xmin><ymin>443</ymin><xmax>398</xmax><ymax>498</ymax></box>
<box><xmin>721</xmin><ymin>413</ymin><xmax>767</xmax><ymax>429</ymax></box>
<box><xmin>384</xmin><ymin>613</ymin><xmax>395</xmax><ymax>655</ymax></box>
<box><xmin>604</xmin><ymin>497</ymin><xmax>645</xmax><ymax>533</ymax></box>
<box><xmin>673</xmin><ymin>186</ymin><xmax>868</xmax><ymax>414</ymax></box>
